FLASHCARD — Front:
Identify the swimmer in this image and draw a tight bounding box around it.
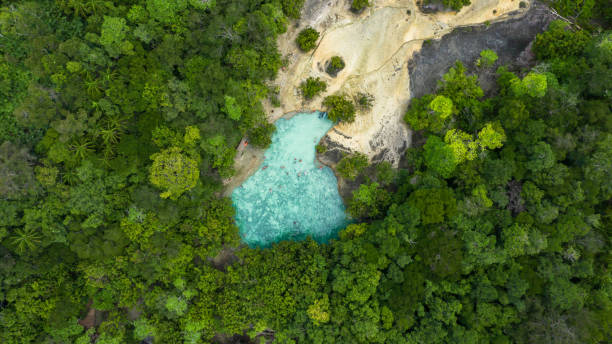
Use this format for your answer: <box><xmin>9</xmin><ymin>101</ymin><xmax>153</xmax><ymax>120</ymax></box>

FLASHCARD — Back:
<box><xmin>262</xmin><ymin>165</ymin><xmax>268</xmax><ymax>170</ymax></box>
<box><xmin>280</xmin><ymin>166</ymin><xmax>285</xmax><ymax>169</ymax></box>
<box><xmin>299</xmin><ymin>159</ymin><xmax>302</xmax><ymax>162</ymax></box>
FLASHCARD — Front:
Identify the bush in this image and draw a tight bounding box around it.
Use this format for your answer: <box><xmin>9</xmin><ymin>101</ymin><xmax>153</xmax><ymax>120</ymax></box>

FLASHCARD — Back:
<box><xmin>323</xmin><ymin>94</ymin><xmax>356</xmax><ymax>123</ymax></box>
<box><xmin>351</xmin><ymin>0</ymin><xmax>371</xmax><ymax>12</ymax></box>
<box><xmin>248</xmin><ymin>123</ymin><xmax>276</xmax><ymax>148</ymax></box>
<box><xmin>337</xmin><ymin>152</ymin><xmax>368</xmax><ymax>181</ymax></box>
<box><xmin>300</xmin><ymin>77</ymin><xmax>327</xmax><ymax>99</ymax></box>
<box><xmin>316</xmin><ymin>144</ymin><xmax>327</xmax><ymax>153</ymax></box>
<box><xmin>326</xmin><ymin>56</ymin><xmax>345</xmax><ymax>76</ymax></box>
<box><xmin>477</xmin><ymin>49</ymin><xmax>498</xmax><ymax>67</ymax></box>
<box><xmin>356</xmin><ymin>92</ymin><xmax>374</xmax><ymax>110</ymax></box>
<box><xmin>442</xmin><ymin>0</ymin><xmax>471</xmax><ymax>11</ymax></box>
<box><xmin>296</xmin><ymin>27</ymin><xmax>319</xmax><ymax>51</ymax></box>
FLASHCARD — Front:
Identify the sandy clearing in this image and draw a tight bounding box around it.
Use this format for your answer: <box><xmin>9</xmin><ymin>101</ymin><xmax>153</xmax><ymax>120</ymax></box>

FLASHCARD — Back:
<box><xmin>226</xmin><ymin>0</ymin><xmax>530</xmax><ymax>194</ymax></box>
<box><xmin>264</xmin><ymin>0</ymin><xmax>529</xmax><ymax>165</ymax></box>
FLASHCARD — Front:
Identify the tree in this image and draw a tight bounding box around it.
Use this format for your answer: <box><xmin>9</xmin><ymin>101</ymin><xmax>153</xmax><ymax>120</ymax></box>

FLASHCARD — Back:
<box><xmin>429</xmin><ymin>95</ymin><xmax>454</xmax><ymax>119</ymax></box>
<box><xmin>477</xmin><ymin>122</ymin><xmax>506</xmax><ymax>150</ymax></box>
<box><xmin>323</xmin><ymin>94</ymin><xmax>356</xmax><ymax>123</ymax></box>
<box><xmin>0</xmin><ymin>141</ymin><xmax>39</xmax><ymax>199</ymax></box>
<box><xmin>444</xmin><ymin>129</ymin><xmax>478</xmax><ymax>164</ymax></box>
<box><xmin>300</xmin><ymin>77</ymin><xmax>327</xmax><ymax>99</ymax></box>
<box><xmin>337</xmin><ymin>152</ymin><xmax>368</xmax><ymax>181</ymax></box>
<box><xmin>149</xmin><ymin>147</ymin><xmax>199</xmax><ymax>199</ymax></box>
<box><xmin>407</xmin><ymin>188</ymin><xmax>456</xmax><ymax>225</ymax></box>
<box><xmin>296</xmin><ymin>27</ymin><xmax>319</xmax><ymax>51</ymax></box>
<box><xmin>423</xmin><ymin>135</ymin><xmax>457</xmax><ymax>178</ymax></box>
<box><xmin>222</xmin><ymin>95</ymin><xmax>242</xmax><ymax>121</ymax></box>
<box><xmin>99</xmin><ymin>16</ymin><xmax>133</xmax><ymax>58</ymax></box>
<box><xmin>511</xmin><ymin>72</ymin><xmax>548</xmax><ymax>98</ymax></box>
<box><xmin>347</xmin><ymin>182</ymin><xmax>391</xmax><ymax>219</ymax></box>
<box><xmin>326</xmin><ymin>56</ymin><xmax>345</xmax><ymax>76</ymax></box>
<box><xmin>476</xmin><ymin>49</ymin><xmax>498</xmax><ymax>68</ymax></box>
<box><xmin>533</xmin><ymin>20</ymin><xmax>590</xmax><ymax>60</ymax></box>
<box><xmin>307</xmin><ymin>296</ymin><xmax>330</xmax><ymax>325</ymax></box>
<box><xmin>526</xmin><ymin>142</ymin><xmax>555</xmax><ymax>172</ymax></box>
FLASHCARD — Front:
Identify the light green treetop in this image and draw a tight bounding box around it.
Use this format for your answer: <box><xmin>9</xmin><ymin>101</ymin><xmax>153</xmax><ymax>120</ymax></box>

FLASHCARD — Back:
<box><xmin>149</xmin><ymin>147</ymin><xmax>199</xmax><ymax>199</ymax></box>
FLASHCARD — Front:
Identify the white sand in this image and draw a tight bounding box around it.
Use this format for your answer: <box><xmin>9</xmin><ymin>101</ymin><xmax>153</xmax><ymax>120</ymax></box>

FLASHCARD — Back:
<box><xmin>265</xmin><ymin>0</ymin><xmax>529</xmax><ymax>164</ymax></box>
<box><xmin>226</xmin><ymin>0</ymin><xmax>529</xmax><ymax>194</ymax></box>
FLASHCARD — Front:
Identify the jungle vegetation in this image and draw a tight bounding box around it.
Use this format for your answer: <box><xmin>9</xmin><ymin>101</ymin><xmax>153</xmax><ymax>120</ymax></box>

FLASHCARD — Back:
<box><xmin>0</xmin><ymin>0</ymin><xmax>610</xmax><ymax>343</ymax></box>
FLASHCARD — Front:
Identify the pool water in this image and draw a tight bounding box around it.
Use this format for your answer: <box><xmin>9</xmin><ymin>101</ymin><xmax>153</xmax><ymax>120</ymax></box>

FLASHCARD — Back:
<box><xmin>232</xmin><ymin>112</ymin><xmax>349</xmax><ymax>247</ymax></box>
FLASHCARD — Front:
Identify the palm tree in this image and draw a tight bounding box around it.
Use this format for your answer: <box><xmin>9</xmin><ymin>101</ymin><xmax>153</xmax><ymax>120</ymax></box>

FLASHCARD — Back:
<box><xmin>70</xmin><ymin>137</ymin><xmax>94</xmax><ymax>160</ymax></box>
<box><xmin>11</xmin><ymin>227</ymin><xmax>41</xmax><ymax>254</ymax></box>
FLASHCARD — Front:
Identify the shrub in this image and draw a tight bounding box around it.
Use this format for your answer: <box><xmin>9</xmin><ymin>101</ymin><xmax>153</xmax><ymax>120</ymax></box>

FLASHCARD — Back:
<box><xmin>296</xmin><ymin>27</ymin><xmax>319</xmax><ymax>51</ymax></box>
<box><xmin>356</xmin><ymin>92</ymin><xmax>374</xmax><ymax>110</ymax></box>
<box><xmin>326</xmin><ymin>56</ymin><xmax>345</xmax><ymax>76</ymax></box>
<box><xmin>248</xmin><ymin>123</ymin><xmax>276</xmax><ymax>148</ymax></box>
<box><xmin>442</xmin><ymin>0</ymin><xmax>471</xmax><ymax>11</ymax></box>
<box><xmin>337</xmin><ymin>152</ymin><xmax>368</xmax><ymax>181</ymax></box>
<box><xmin>300</xmin><ymin>77</ymin><xmax>327</xmax><ymax>99</ymax></box>
<box><xmin>351</xmin><ymin>0</ymin><xmax>371</xmax><ymax>12</ymax></box>
<box><xmin>323</xmin><ymin>94</ymin><xmax>356</xmax><ymax>123</ymax></box>
<box><xmin>477</xmin><ymin>49</ymin><xmax>498</xmax><ymax>67</ymax></box>
<box><xmin>316</xmin><ymin>144</ymin><xmax>327</xmax><ymax>153</ymax></box>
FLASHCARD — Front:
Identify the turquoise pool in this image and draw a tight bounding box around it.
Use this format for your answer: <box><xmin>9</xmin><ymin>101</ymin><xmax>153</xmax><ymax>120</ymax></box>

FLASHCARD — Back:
<box><xmin>232</xmin><ymin>112</ymin><xmax>349</xmax><ymax>247</ymax></box>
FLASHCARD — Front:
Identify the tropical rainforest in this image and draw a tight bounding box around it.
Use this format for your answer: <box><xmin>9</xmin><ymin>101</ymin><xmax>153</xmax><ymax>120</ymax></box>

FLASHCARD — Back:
<box><xmin>0</xmin><ymin>1</ymin><xmax>610</xmax><ymax>344</ymax></box>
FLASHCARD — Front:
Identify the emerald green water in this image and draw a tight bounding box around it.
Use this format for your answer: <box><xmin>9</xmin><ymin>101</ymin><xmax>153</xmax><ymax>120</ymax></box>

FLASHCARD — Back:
<box><xmin>232</xmin><ymin>112</ymin><xmax>349</xmax><ymax>247</ymax></box>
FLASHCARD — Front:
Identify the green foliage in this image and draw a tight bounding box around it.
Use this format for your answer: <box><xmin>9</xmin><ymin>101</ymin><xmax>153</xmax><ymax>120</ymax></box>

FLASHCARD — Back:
<box><xmin>511</xmin><ymin>72</ymin><xmax>548</xmax><ymax>98</ymax></box>
<box><xmin>326</xmin><ymin>56</ymin><xmax>346</xmax><ymax>76</ymax></box>
<box><xmin>351</xmin><ymin>0</ymin><xmax>371</xmax><ymax>12</ymax></box>
<box><xmin>442</xmin><ymin>0</ymin><xmax>472</xmax><ymax>11</ymax></box>
<box><xmin>0</xmin><ymin>142</ymin><xmax>39</xmax><ymax>200</ymax></box>
<box><xmin>337</xmin><ymin>152</ymin><xmax>368</xmax><ymax>181</ymax></box>
<box><xmin>407</xmin><ymin>188</ymin><xmax>456</xmax><ymax>225</ymax></box>
<box><xmin>424</xmin><ymin>135</ymin><xmax>457</xmax><ymax>178</ymax></box>
<box><xmin>0</xmin><ymin>3</ymin><xmax>609</xmax><ymax>344</ymax></box>
<box><xmin>280</xmin><ymin>0</ymin><xmax>305</xmax><ymax>18</ymax></box>
<box><xmin>356</xmin><ymin>92</ymin><xmax>375</xmax><ymax>110</ymax></box>
<box><xmin>347</xmin><ymin>182</ymin><xmax>391</xmax><ymax>219</ymax></box>
<box><xmin>323</xmin><ymin>94</ymin><xmax>356</xmax><ymax>123</ymax></box>
<box><xmin>99</xmin><ymin>16</ymin><xmax>133</xmax><ymax>58</ymax></box>
<box><xmin>477</xmin><ymin>49</ymin><xmax>498</xmax><ymax>67</ymax></box>
<box><xmin>533</xmin><ymin>20</ymin><xmax>590</xmax><ymax>60</ymax></box>
<box><xmin>149</xmin><ymin>147</ymin><xmax>199</xmax><ymax>199</ymax></box>
<box><xmin>300</xmin><ymin>77</ymin><xmax>327</xmax><ymax>99</ymax></box>
<box><xmin>429</xmin><ymin>95</ymin><xmax>454</xmax><ymax>119</ymax></box>
<box><xmin>223</xmin><ymin>95</ymin><xmax>242</xmax><ymax>121</ymax></box>
<box><xmin>296</xmin><ymin>27</ymin><xmax>320</xmax><ymax>51</ymax></box>
<box><xmin>248</xmin><ymin>123</ymin><xmax>276</xmax><ymax>148</ymax></box>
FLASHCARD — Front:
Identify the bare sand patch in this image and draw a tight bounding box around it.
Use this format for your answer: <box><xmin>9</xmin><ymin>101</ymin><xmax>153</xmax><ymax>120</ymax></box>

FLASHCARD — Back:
<box><xmin>265</xmin><ymin>0</ymin><xmax>529</xmax><ymax>165</ymax></box>
<box><xmin>226</xmin><ymin>0</ymin><xmax>530</xmax><ymax>194</ymax></box>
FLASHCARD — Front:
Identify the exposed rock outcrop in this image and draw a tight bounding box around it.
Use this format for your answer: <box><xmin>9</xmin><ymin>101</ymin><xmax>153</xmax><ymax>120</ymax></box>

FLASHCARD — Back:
<box><xmin>264</xmin><ymin>0</ymin><xmax>531</xmax><ymax>168</ymax></box>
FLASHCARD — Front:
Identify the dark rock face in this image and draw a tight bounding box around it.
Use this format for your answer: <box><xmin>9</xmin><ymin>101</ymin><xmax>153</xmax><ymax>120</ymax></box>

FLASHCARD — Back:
<box><xmin>408</xmin><ymin>2</ymin><xmax>555</xmax><ymax>99</ymax></box>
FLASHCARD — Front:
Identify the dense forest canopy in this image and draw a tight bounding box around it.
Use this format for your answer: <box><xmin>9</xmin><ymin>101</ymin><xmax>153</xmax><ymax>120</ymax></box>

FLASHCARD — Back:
<box><xmin>0</xmin><ymin>0</ymin><xmax>610</xmax><ymax>344</ymax></box>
